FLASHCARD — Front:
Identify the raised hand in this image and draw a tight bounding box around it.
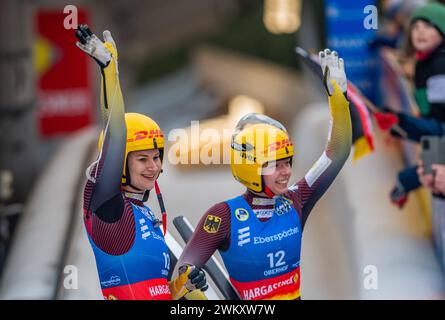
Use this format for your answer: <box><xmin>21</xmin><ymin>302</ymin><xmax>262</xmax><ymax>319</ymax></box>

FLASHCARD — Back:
<box><xmin>75</xmin><ymin>24</ymin><xmax>116</xmax><ymax>68</ymax></box>
<box><xmin>319</xmin><ymin>48</ymin><xmax>347</xmax><ymax>96</ymax></box>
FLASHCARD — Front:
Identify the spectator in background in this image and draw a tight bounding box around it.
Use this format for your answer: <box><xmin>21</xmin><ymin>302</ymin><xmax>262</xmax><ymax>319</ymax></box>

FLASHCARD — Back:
<box><xmin>370</xmin><ymin>0</ymin><xmax>426</xmax><ymax>51</ymax></box>
<box><xmin>374</xmin><ymin>2</ymin><xmax>445</xmax><ymax>208</ymax></box>
<box><xmin>370</xmin><ymin>0</ymin><xmax>426</xmax><ymax>81</ymax></box>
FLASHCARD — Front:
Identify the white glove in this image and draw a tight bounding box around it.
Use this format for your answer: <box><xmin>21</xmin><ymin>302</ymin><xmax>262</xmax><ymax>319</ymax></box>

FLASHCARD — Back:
<box><xmin>75</xmin><ymin>24</ymin><xmax>115</xmax><ymax>68</ymax></box>
<box><xmin>319</xmin><ymin>48</ymin><xmax>347</xmax><ymax>96</ymax></box>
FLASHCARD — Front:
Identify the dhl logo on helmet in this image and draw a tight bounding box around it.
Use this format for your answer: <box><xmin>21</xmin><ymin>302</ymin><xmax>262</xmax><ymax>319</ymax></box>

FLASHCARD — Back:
<box><xmin>268</xmin><ymin>139</ymin><xmax>292</xmax><ymax>152</ymax></box>
<box><xmin>127</xmin><ymin>129</ymin><xmax>164</xmax><ymax>142</ymax></box>
<box><xmin>234</xmin><ymin>140</ymin><xmax>292</xmax><ymax>164</ymax></box>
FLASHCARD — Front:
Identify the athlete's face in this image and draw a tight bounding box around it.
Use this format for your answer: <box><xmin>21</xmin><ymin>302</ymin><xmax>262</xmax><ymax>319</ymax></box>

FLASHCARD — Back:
<box><xmin>126</xmin><ymin>149</ymin><xmax>162</xmax><ymax>191</ymax></box>
<box><xmin>411</xmin><ymin>20</ymin><xmax>443</xmax><ymax>53</ymax></box>
<box><xmin>262</xmin><ymin>158</ymin><xmax>292</xmax><ymax>195</ymax></box>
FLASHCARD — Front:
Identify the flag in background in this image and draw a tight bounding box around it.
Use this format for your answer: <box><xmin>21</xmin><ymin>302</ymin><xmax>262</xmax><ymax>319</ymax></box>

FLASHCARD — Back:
<box><xmin>378</xmin><ymin>48</ymin><xmax>419</xmax><ymax>166</ymax></box>
<box><xmin>347</xmin><ymin>82</ymin><xmax>374</xmax><ymax>161</ymax></box>
<box><xmin>379</xmin><ymin>48</ymin><xmax>418</xmax><ymax>115</ymax></box>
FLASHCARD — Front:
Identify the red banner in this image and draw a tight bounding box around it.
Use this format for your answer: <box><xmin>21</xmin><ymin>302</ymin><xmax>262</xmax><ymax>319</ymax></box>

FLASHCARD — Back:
<box><xmin>36</xmin><ymin>9</ymin><xmax>94</xmax><ymax>138</ymax></box>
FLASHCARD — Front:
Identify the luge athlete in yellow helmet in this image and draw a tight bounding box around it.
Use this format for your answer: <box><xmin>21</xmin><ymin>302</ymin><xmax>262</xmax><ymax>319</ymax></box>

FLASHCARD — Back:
<box><xmin>76</xmin><ymin>25</ymin><xmax>206</xmax><ymax>300</ymax></box>
<box><xmin>174</xmin><ymin>49</ymin><xmax>352</xmax><ymax>300</ymax></box>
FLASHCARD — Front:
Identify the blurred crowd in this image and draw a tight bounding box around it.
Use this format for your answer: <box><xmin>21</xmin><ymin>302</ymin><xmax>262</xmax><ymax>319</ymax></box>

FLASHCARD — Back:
<box><xmin>371</xmin><ymin>0</ymin><xmax>445</xmax><ymax>271</ymax></box>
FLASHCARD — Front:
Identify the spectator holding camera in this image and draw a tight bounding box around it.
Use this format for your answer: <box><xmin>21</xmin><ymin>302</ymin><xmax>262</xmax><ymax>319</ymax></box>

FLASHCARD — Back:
<box><xmin>417</xmin><ymin>161</ymin><xmax>445</xmax><ymax>273</ymax></box>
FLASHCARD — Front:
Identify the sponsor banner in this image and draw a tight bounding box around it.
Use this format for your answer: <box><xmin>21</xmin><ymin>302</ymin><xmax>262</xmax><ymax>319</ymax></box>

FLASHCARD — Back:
<box><xmin>238</xmin><ymin>226</ymin><xmax>251</xmax><ymax>246</ymax></box>
<box><xmin>36</xmin><ymin>9</ymin><xmax>94</xmax><ymax>138</ymax></box>
<box><xmin>102</xmin><ymin>277</ymin><xmax>172</xmax><ymax>300</ymax></box>
<box><xmin>253</xmin><ymin>209</ymin><xmax>274</xmax><ymax>219</ymax></box>
<box><xmin>325</xmin><ymin>0</ymin><xmax>380</xmax><ymax>103</ymax></box>
<box><xmin>252</xmin><ymin>227</ymin><xmax>299</xmax><ymax>245</ymax></box>
<box><xmin>230</xmin><ymin>268</ymin><xmax>300</xmax><ymax>300</ymax></box>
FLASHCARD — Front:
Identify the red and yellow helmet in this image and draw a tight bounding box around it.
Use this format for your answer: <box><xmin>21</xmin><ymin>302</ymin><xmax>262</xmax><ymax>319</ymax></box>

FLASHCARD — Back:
<box><xmin>230</xmin><ymin>113</ymin><xmax>294</xmax><ymax>192</ymax></box>
<box><xmin>98</xmin><ymin>112</ymin><xmax>164</xmax><ymax>185</ymax></box>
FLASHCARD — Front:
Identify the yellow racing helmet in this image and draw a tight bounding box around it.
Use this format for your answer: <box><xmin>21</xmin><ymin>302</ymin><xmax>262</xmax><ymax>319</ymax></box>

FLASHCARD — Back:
<box><xmin>230</xmin><ymin>113</ymin><xmax>294</xmax><ymax>193</ymax></box>
<box><xmin>98</xmin><ymin>112</ymin><xmax>164</xmax><ymax>185</ymax></box>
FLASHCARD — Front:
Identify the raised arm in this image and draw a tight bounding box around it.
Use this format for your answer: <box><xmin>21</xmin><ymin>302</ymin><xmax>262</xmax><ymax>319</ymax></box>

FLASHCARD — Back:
<box><xmin>77</xmin><ymin>25</ymin><xmax>126</xmax><ymax>220</ymax></box>
<box><xmin>291</xmin><ymin>49</ymin><xmax>352</xmax><ymax>227</ymax></box>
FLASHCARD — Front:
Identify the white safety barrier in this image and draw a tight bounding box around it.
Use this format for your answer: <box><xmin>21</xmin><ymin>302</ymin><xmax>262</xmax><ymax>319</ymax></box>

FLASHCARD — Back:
<box><xmin>0</xmin><ymin>127</ymin><xmax>96</xmax><ymax>299</ymax></box>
